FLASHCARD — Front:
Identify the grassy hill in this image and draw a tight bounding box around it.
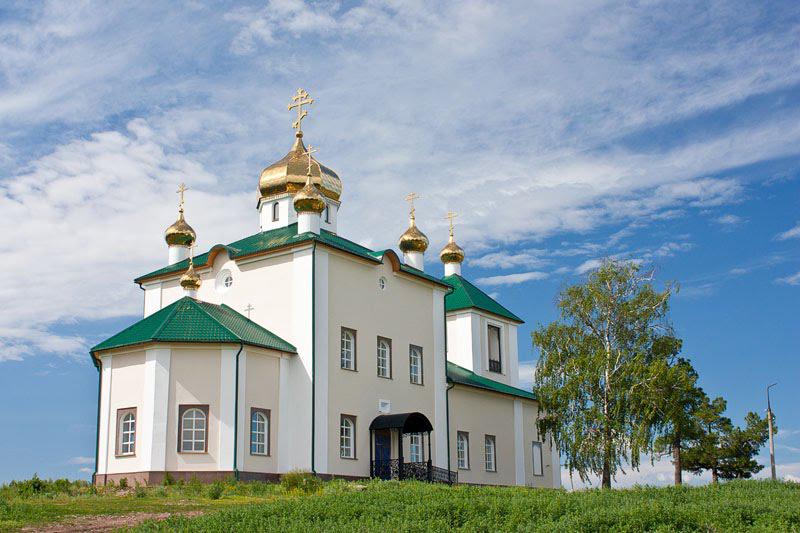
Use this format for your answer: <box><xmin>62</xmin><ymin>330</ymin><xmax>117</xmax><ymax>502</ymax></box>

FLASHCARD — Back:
<box><xmin>2</xmin><ymin>476</ymin><xmax>798</xmax><ymax>531</ymax></box>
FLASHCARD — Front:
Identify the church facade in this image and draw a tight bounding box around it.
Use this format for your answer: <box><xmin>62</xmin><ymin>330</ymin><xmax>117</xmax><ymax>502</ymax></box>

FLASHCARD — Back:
<box><xmin>91</xmin><ymin>90</ymin><xmax>560</xmax><ymax>488</ymax></box>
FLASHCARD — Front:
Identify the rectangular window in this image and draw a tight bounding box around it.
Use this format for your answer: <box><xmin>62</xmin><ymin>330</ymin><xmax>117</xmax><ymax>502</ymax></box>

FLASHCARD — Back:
<box><xmin>115</xmin><ymin>407</ymin><xmax>137</xmax><ymax>457</ymax></box>
<box><xmin>377</xmin><ymin>337</ymin><xmax>392</xmax><ymax>378</ymax></box>
<box><xmin>178</xmin><ymin>404</ymin><xmax>209</xmax><ymax>453</ymax></box>
<box><xmin>410</xmin><ymin>433</ymin><xmax>423</xmax><ymax>463</ymax></box>
<box><xmin>409</xmin><ymin>345</ymin><xmax>423</xmax><ymax>385</ymax></box>
<box><xmin>457</xmin><ymin>431</ymin><xmax>469</xmax><ymax>469</ymax></box>
<box><xmin>484</xmin><ymin>435</ymin><xmax>497</xmax><ymax>472</ymax></box>
<box><xmin>532</xmin><ymin>441</ymin><xmax>543</xmax><ymax>476</ymax></box>
<box><xmin>340</xmin><ymin>415</ymin><xmax>356</xmax><ymax>459</ymax></box>
<box><xmin>250</xmin><ymin>408</ymin><xmax>270</xmax><ymax>456</ymax></box>
<box><xmin>341</xmin><ymin>327</ymin><xmax>357</xmax><ymax>371</ymax></box>
<box><xmin>325</xmin><ymin>205</ymin><xmax>331</xmax><ymax>223</ymax></box>
<box><xmin>488</xmin><ymin>325</ymin><xmax>502</xmax><ymax>373</ymax></box>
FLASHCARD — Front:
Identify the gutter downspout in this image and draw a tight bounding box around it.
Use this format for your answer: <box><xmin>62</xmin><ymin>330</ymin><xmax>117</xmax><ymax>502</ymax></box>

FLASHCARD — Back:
<box><xmin>232</xmin><ymin>342</ymin><xmax>244</xmax><ymax>481</ymax></box>
<box><xmin>311</xmin><ymin>241</ymin><xmax>317</xmax><ymax>475</ymax></box>
<box><xmin>92</xmin><ymin>355</ymin><xmax>101</xmax><ymax>485</ymax></box>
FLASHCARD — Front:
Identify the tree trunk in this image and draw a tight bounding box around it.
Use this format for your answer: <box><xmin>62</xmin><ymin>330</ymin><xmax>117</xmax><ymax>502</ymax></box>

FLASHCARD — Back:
<box><xmin>602</xmin><ymin>457</ymin><xmax>611</xmax><ymax>488</ymax></box>
<box><xmin>673</xmin><ymin>439</ymin><xmax>682</xmax><ymax>486</ymax></box>
<box><xmin>711</xmin><ymin>468</ymin><xmax>718</xmax><ymax>484</ymax></box>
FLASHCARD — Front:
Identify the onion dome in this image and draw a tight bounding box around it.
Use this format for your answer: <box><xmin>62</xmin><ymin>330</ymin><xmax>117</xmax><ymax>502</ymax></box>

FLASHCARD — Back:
<box><xmin>399</xmin><ymin>216</ymin><xmax>429</xmax><ymax>254</ymax></box>
<box><xmin>164</xmin><ymin>208</ymin><xmax>196</xmax><ymax>247</ymax></box>
<box><xmin>259</xmin><ymin>132</ymin><xmax>342</xmax><ymax>201</ymax></box>
<box><xmin>180</xmin><ymin>258</ymin><xmax>201</xmax><ymax>292</ymax></box>
<box><xmin>293</xmin><ymin>172</ymin><xmax>326</xmax><ymax>214</ymax></box>
<box><xmin>440</xmin><ymin>234</ymin><xmax>465</xmax><ymax>264</ymax></box>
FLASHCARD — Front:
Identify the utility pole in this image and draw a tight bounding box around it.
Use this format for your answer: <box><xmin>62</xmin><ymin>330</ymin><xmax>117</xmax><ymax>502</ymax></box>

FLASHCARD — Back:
<box><xmin>767</xmin><ymin>382</ymin><xmax>777</xmax><ymax>481</ymax></box>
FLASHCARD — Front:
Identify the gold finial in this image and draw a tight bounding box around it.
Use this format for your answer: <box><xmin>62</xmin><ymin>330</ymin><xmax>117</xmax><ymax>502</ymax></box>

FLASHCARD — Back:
<box><xmin>303</xmin><ymin>145</ymin><xmax>318</xmax><ymax>176</ymax></box>
<box><xmin>180</xmin><ymin>242</ymin><xmax>202</xmax><ymax>292</ymax></box>
<box><xmin>288</xmin><ymin>88</ymin><xmax>314</xmax><ymax>133</ymax></box>
<box><xmin>176</xmin><ymin>182</ymin><xmax>189</xmax><ymax>210</ymax></box>
<box><xmin>445</xmin><ymin>211</ymin><xmax>458</xmax><ymax>238</ymax></box>
<box><xmin>405</xmin><ymin>192</ymin><xmax>421</xmax><ymax>220</ymax></box>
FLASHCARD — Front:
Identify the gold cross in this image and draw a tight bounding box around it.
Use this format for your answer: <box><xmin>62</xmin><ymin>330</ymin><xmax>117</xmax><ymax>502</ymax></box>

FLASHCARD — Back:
<box><xmin>405</xmin><ymin>192</ymin><xmax>421</xmax><ymax>218</ymax></box>
<box><xmin>445</xmin><ymin>211</ymin><xmax>459</xmax><ymax>236</ymax></box>
<box><xmin>177</xmin><ymin>183</ymin><xmax>189</xmax><ymax>209</ymax></box>
<box><xmin>303</xmin><ymin>145</ymin><xmax>318</xmax><ymax>176</ymax></box>
<box><xmin>288</xmin><ymin>88</ymin><xmax>314</xmax><ymax>132</ymax></box>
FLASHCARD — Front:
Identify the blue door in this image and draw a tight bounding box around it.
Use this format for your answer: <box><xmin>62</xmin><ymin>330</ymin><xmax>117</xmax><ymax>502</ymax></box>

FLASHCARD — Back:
<box><xmin>374</xmin><ymin>431</ymin><xmax>391</xmax><ymax>479</ymax></box>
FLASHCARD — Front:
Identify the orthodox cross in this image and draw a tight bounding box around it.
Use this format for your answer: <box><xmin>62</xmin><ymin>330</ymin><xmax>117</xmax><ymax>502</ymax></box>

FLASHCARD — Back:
<box><xmin>288</xmin><ymin>88</ymin><xmax>314</xmax><ymax>132</ymax></box>
<box><xmin>244</xmin><ymin>303</ymin><xmax>255</xmax><ymax>320</ymax></box>
<box><xmin>177</xmin><ymin>182</ymin><xmax>188</xmax><ymax>210</ymax></box>
<box><xmin>445</xmin><ymin>211</ymin><xmax>459</xmax><ymax>237</ymax></box>
<box><xmin>303</xmin><ymin>145</ymin><xmax>318</xmax><ymax>176</ymax></box>
<box><xmin>405</xmin><ymin>192</ymin><xmax>421</xmax><ymax>219</ymax></box>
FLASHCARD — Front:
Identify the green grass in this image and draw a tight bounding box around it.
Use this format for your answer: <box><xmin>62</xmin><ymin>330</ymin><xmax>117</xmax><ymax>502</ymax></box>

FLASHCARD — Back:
<box><xmin>2</xmin><ymin>477</ymin><xmax>798</xmax><ymax>532</ymax></box>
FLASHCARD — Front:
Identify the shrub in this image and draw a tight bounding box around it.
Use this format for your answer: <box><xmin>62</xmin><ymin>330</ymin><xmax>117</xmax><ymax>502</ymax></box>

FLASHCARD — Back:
<box><xmin>119</xmin><ymin>477</ymin><xmax>128</xmax><ymax>489</ymax></box>
<box><xmin>280</xmin><ymin>471</ymin><xmax>322</xmax><ymax>494</ymax></box>
<box><xmin>162</xmin><ymin>472</ymin><xmax>176</xmax><ymax>487</ymax></box>
<box><xmin>207</xmin><ymin>481</ymin><xmax>224</xmax><ymax>500</ymax></box>
<box><xmin>186</xmin><ymin>476</ymin><xmax>203</xmax><ymax>496</ymax></box>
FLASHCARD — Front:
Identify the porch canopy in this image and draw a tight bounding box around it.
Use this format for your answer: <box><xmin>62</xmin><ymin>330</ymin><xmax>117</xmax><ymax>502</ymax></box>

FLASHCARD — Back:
<box><xmin>369</xmin><ymin>412</ymin><xmax>432</xmax><ymax>433</ymax></box>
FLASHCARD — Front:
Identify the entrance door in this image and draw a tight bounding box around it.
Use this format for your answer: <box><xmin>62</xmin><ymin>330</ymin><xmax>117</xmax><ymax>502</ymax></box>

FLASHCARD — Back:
<box><xmin>374</xmin><ymin>431</ymin><xmax>391</xmax><ymax>479</ymax></box>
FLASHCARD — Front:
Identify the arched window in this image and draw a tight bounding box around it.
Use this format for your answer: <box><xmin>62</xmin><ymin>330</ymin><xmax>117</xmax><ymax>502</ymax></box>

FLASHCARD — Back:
<box><xmin>180</xmin><ymin>406</ymin><xmax>208</xmax><ymax>453</ymax></box>
<box><xmin>340</xmin><ymin>415</ymin><xmax>355</xmax><ymax>458</ymax></box>
<box><xmin>341</xmin><ymin>328</ymin><xmax>356</xmax><ymax>370</ymax></box>
<box><xmin>409</xmin><ymin>433</ymin><xmax>423</xmax><ymax>463</ymax></box>
<box><xmin>116</xmin><ymin>408</ymin><xmax>136</xmax><ymax>456</ymax></box>
<box><xmin>272</xmin><ymin>202</ymin><xmax>280</xmax><ymax>222</ymax></box>
<box><xmin>250</xmin><ymin>409</ymin><xmax>269</xmax><ymax>455</ymax></box>
<box><xmin>409</xmin><ymin>345</ymin><xmax>422</xmax><ymax>385</ymax></box>
<box><xmin>457</xmin><ymin>431</ymin><xmax>469</xmax><ymax>469</ymax></box>
<box><xmin>324</xmin><ymin>205</ymin><xmax>330</xmax><ymax>223</ymax></box>
<box><xmin>376</xmin><ymin>337</ymin><xmax>391</xmax><ymax>378</ymax></box>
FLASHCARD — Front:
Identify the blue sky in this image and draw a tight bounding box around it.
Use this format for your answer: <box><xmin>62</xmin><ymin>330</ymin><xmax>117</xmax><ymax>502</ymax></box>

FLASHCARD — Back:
<box><xmin>0</xmin><ymin>0</ymin><xmax>798</xmax><ymax>486</ymax></box>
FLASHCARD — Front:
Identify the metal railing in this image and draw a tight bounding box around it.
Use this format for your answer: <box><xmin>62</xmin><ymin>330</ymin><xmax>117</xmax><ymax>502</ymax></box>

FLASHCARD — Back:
<box><xmin>489</xmin><ymin>359</ymin><xmax>502</xmax><ymax>373</ymax></box>
<box><xmin>371</xmin><ymin>460</ymin><xmax>457</xmax><ymax>484</ymax></box>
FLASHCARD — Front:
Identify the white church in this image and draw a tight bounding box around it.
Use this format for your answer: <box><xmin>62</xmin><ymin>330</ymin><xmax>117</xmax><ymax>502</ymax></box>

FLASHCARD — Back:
<box><xmin>91</xmin><ymin>89</ymin><xmax>561</xmax><ymax>488</ymax></box>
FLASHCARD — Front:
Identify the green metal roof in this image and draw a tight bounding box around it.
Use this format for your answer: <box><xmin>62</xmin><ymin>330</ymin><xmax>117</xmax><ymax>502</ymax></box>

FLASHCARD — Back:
<box><xmin>446</xmin><ymin>361</ymin><xmax>535</xmax><ymax>400</ymax></box>
<box><xmin>135</xmin><ymin>223</ymin><xmax>448</xmax><ymax>288</ymax></box>
<box><xmin>91</xmin><ymin>297</ymin><xmax>297</xmax><ymax>355</ymax></box>
<box><xmin>442</xmin><ymin>274</ymin><xmax>524</xmax><ymax>323</ymax></box>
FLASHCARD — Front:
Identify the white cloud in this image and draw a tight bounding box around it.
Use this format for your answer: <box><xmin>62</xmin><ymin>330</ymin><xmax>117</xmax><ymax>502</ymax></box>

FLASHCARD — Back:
<box><xmin>714</xmin><ymin>214</ymin><xmax>744</xmax><ymax>226</ymax></box>
<box><xmin>776</xmin><ymin>223</ymin><xmax>800</xmax><ymax>241</ymax></box>
<box><xmin>518</xmin><ymin>362</ymin><xmax>536</xmax><ymax>390</ymax></box>
<box><xmin>78</xmin><ymin>467</ymin><xmax>93</xmax><ymax>474</ymax></box>
<box><xmin>777</xmin><ymin>271</ymin><xmax>800</xmax><ymax>286</ymax></box>
<box><xmin>575</xmin><ymin>259</ymin><xmax>602</xmax><ymax>274</ymax></box>
<box><xmin>468</xmin><ymin>250</ymin><xmax>547</xmax><ymax>270</ymax></box>
<box><xmin>67</xmin><ymin>456</ymin><xmax>94</xmax><ymax>465</ymax></box>
<box><xmin>475</xmin><ymin>271</ymin><xmax>548</xmax><ymax>287</ymax></box>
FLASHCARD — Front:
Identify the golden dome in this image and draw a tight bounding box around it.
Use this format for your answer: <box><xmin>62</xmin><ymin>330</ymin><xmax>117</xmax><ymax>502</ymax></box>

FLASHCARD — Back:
<box><xmin>440</xmin><ymin>235</ymin><xmax>465</xmax><ymax>264</ymax></box>
<box><xmin>293</xmin><ymin>177</ymin><xmax>326</xmax><ymax>214</ymax></box>
<box><xmin>180</xmin><ymin>259</ymin><xmax>201</xmax><ymax>291</ymax></box>
<box><xmin>164</xmin><ymin>209</ymin><xmax>196</xmax><ymax>247</ymax></box>
<box><xmin>258</xmin><ymin>132</ymin><xmax>342</xmax><ymax>202</ymax></box>
<box><xmin>399</xmin><ymin>217</ymin><xmax>429</xmax><ymax>253</ymax></box>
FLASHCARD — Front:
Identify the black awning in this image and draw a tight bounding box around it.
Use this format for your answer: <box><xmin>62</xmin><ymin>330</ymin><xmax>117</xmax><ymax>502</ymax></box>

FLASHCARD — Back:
<box><xmin>369</xmin><ymin>412</ymin><xmax>433</xmax><ymax>433</ymax></box>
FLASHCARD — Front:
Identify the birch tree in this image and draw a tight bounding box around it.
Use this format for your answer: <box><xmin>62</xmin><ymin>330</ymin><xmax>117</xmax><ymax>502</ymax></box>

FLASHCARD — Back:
<box><xmin>533</xmin><ymin>259</ymin><xmax>675</xmax><ymax>488</ymax></box>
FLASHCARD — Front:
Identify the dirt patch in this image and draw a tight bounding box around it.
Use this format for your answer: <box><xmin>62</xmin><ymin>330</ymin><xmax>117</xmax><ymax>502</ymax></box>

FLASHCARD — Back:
<box><xmin>21</xmin><ymin>511</ymin><xmax>204</xmax><ymax>532</ymax></box>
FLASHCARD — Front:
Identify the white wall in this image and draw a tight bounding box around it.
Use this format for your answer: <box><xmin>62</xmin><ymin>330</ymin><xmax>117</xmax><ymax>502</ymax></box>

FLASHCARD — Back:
<box><xmin>445</xmin><ymin>310</ymin><xmax>520</xmax><ymax>387</ymax></box>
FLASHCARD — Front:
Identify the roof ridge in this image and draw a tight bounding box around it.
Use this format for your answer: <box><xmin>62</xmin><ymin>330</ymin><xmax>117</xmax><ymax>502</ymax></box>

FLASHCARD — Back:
<box><xmin>193</xmin><ymin>300</ymin><xmax>243</xmax><ymax>342</ymax></box>
<box><xmin>149</xmin><ymin>297</ymin><xmax>186</xmax><ymax>340</ymax></box>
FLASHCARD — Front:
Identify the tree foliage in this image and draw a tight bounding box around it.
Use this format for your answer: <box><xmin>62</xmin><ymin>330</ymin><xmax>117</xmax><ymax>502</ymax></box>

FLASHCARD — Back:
<box><xmin>682</xmin><ymin>396</ymin><xmax>772</xmax><ymax>483</ymax></box>
<box><xmin>533</xmin><ymin>259</ymin><xmax>676</xmax><ymax>487</ymax></box>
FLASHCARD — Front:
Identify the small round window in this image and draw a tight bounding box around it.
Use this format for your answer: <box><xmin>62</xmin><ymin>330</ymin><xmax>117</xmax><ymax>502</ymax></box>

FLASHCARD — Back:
<box><xmin>216</xmin><ymin>270</ymin><xmax>234</xmax><ymax>293</ymax></box>
<box><xmin>378</xmin><ymin>277</ymin><xmax>387</xmax><ymax>291</ymax></box>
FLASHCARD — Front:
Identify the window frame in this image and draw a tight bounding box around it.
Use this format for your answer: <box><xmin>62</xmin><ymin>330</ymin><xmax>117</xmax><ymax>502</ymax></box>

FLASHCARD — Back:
<box><xmin>408</xmin><ymin>344</ymin><xmax>423</xmax><ymax>385</ymax></box>
<box><xmin>376</xmin><ymin>336</ymin><xmax>392</xmax><ymax>379</ymax></box>
<box><xmin>532</xmin><ymin>441</ymin><xmax>544</xmax><ymax>476</ymax></box>
<box><xmin>484</xmin><ymin>434</ymin><xmax>497</xmax><ymax>472</ymax></box>
<box><xmin>178</xmin><ymin>404</ymin><xmax>209</xmax><ymax>454</ymax></box>
<box><xmin>250</xmin><ymin>407</ymin><xmax>271</xmax><ymax>456</ymax></box>
<box><xmin>409</xmin><ymin>433</ymin><xmax>424</xmax><ymax>463</ymax></box>
<box><xmin>340</xmin><ymin>327</ymin><xmax>357</xmax><ymax>371</ymax></box>
<box><xmin>324</xmin><ymin>204</ymin><xmax>330</xmax><ymax>223</ymax></box>
<box><xmin>456</xmin><ymin>431</ymin><xmax>470</xmax><ymax>470</ymax></box>
<box><xmin>272</xmin><ymin>202</ymin><xmax>280</xmax><ymax>222</ymax></box>
<box><xmin>340</xmin><ymin>414</ymin><xmax>357</xmax><ymax>459</ymax></box>
<box><xmin>487</xmin><ymin>324</ymin><xmax>503</xmax><ymax>373</ymax></box>
<box><xmin>115</xmin><ymin>407</ymin><xmax>137</xmax><ymax>457</ymax></box>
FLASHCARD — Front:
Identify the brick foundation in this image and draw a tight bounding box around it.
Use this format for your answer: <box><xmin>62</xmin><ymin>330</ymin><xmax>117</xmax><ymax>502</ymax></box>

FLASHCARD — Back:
<box><xmin>93</xmin><ymin>470</ymin><xmax>366</xmax><ymax>486</ymax></box>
